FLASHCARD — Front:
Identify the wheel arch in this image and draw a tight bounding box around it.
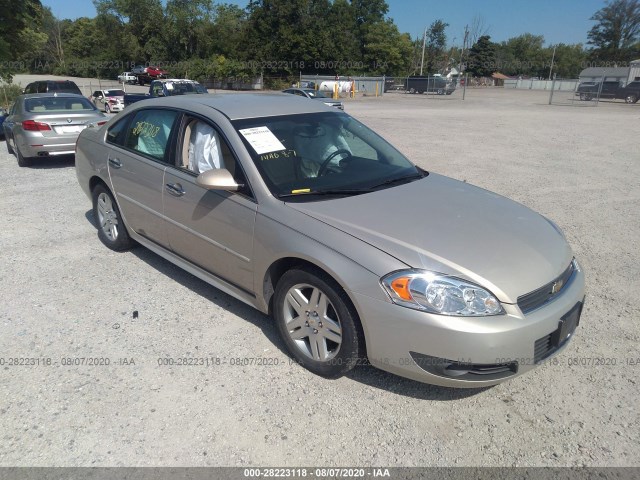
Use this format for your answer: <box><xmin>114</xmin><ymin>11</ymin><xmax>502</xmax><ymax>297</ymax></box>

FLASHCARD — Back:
<box><xmin>262</xmin><ymin>255</ymin><xmax>369</xmax><ymax>360</ymax></box>
<box><xmin>89</xmin><ymin>175</ymin><xmax>110</xmax><ymax>194</ymax></box>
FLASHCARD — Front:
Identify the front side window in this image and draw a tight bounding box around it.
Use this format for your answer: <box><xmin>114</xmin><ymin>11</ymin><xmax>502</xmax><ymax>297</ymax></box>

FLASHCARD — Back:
<box><xmin>125</xmin><ymin>109</ymin><xmax>178</xmax><ymax>161</ymax></box>
<box><xmin>178</xmin><ymin>117</ymin><xmax>250</xmax><ymax>195</ymax></box>
<box><xmin>233</xmin><ymin>112</ymin><xmax>422</xmax><ymax>200</ymax></box>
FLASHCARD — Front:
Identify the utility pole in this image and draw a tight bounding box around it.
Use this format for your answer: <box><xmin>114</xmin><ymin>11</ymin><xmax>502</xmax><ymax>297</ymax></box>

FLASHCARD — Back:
<box><xmin>420</xmin><ymin>26</ymin><xmax>428</xmax><ymax>76</ymax></box>
<box><xmin>548</xmin><ymin>44</ymin><xmax>557</xmax><ymax>80</ymax></box>
<box><xmin>459</xmin><ymin>25</ymin><xmax>469</xmax><ymax>80</ymax></box>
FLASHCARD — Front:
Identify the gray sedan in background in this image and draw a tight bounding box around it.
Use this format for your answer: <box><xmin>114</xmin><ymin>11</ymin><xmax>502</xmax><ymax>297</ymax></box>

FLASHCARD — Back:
<box><xmin>4</xmin><ymin>93</ymin><xmax>106</xmax><ymax>167</ymax></box>
<box><xmin>282</xmin><ymin>88</ymin><xmax>344</xmax><ymax>110</ymax></box>
<box><xmin>75</xmin><ymin>94</ymin><xmax>585</xmax><ymax>388</ymax></box>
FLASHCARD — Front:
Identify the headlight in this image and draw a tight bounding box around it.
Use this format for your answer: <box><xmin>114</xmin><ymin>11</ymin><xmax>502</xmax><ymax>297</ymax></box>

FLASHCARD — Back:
<box><xmin>381</xmin><ymin>270</ymin><xmax>504</xmax><ymax>316</ymax></box>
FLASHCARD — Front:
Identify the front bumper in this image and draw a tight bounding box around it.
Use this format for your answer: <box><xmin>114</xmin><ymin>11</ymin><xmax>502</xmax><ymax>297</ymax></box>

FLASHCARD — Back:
<box><xmin>108</xmin><ymin>103</ymin><xmax>124</xmax><ymax>112</ymax></box>
<box><xmin>350</xmin><ymin>265</ymin><xmax>586</xmax><ymax>388</ymax></box>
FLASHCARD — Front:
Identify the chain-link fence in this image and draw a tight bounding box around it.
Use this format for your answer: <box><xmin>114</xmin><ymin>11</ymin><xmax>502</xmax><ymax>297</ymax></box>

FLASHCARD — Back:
<box><xmin>548</xmin><ymin>77</ymin><xmax>601</xmax><ymax>107</ymax></box>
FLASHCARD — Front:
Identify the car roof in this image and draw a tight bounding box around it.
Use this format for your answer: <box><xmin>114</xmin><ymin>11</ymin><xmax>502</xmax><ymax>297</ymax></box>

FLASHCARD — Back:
<box><xmin>144</xmin><ymin>93</ymin><xmax>332</xmax><ymax>120</ymax></box>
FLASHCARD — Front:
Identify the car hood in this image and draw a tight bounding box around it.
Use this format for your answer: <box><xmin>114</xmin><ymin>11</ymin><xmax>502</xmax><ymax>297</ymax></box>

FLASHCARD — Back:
<box><xmin>287</xmin><ymin>173</ymin><xmax>573</xmax><ymax>303</ymax></box>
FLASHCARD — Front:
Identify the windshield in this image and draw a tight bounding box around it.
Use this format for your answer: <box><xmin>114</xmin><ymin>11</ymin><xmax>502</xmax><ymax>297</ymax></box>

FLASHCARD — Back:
<box><xmin>233</xmin><ymin>112</ymin><xmax>422</xmax><ymax>200</ymax></box>
<box><xmin>105</xmin><ymin>89</ymin><xmax>125</xmax><ymax>97</ymax></box>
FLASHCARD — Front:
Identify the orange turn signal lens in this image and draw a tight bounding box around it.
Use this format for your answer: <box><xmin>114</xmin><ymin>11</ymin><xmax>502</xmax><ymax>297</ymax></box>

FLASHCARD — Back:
<box><xmin>390</xmin><ymin>277</ymin><xmax>412</xmax><ymax>301</ymax></box>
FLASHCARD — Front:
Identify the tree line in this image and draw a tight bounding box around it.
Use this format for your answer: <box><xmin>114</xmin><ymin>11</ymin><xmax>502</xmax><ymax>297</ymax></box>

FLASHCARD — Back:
<box><xmin>1</xmin><ymin>0</ymin><xmax>639</xmax><ymax>84</ymax></box>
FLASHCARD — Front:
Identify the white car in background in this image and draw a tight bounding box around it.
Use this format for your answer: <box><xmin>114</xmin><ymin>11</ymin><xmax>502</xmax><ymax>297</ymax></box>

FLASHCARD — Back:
<box><xmin>117</xmin><ymin>72</ymin><xmax>137</xmax><ymax>84</ymax></box>
<box><xmin>89</xmin><ymin>89</ymin><xmax>125</xmax><ymax>113</ymax></box>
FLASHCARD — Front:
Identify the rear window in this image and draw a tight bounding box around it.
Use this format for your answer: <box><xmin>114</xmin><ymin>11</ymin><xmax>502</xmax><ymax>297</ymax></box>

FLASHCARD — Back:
<box><xmin>166</xmin><ymin>82</ymin><xmax>205</xmax><ymax>95</ymax></box>
<box><xmin>25</xmin><ymin>97</ymin><xmax>96</xmax><ymax>113</ymax></box>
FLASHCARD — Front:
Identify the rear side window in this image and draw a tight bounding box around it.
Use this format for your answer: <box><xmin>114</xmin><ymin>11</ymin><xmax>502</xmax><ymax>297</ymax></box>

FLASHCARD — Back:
<box><xmin>125</xmin><ymin>109</ymin><xmax>178</xmax><ymax>162</ymax></box>
<box><xmin>106</xmin><ymin>118</ymin><xmax>130</xmax><ymax>146</ymax></box>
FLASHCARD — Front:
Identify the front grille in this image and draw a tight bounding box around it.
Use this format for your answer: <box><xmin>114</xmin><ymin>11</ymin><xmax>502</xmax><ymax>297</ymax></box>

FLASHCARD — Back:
<box><xmin>410</xmin><ymin>352</ymin><xmax>518</xmax><ymax>381</ymax></box>
<box><xmin>518</xmin><ymin>260</ymin><xmax>575</xmax><ymax>314</ymax></box>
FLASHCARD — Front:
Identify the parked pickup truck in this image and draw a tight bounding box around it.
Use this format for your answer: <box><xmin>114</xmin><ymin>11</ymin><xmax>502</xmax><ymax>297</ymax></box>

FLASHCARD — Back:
<box><xmin>405</xmin><ymin>76</ymin><xmax>455</xmax><ymax>95</ymax></box>
<box><xmin>575</xmin><ymin>80</ymin><xmax>621</xmax><ymax>100</ymax></box>
<box><xmin>123</xmin><ymin>79</ymin><xmax>208</xmax><ymax>107</ymax></box>
<box><xmin>617</xmin><ymin>81</ymin><xmax>640</xmax><ymax>103</ymax></box>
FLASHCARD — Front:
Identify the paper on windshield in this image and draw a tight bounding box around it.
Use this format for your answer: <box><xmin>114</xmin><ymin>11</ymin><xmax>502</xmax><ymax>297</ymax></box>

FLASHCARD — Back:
<box><xmin>239</xmin><ymin>126</ymin><xmax>286</xmax><ymax>155</ymax></box>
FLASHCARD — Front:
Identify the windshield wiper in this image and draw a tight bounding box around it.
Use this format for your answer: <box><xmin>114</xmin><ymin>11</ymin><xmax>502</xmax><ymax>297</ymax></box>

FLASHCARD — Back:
<box><xmin>278</xmin><ymin>188</ymin><xmax>373</xmax><ymax>199</ymax></box>
<box><xmin>369</xmin><ymin>172</ymin><xmax>426</xmax><ymax>190</ymax></box>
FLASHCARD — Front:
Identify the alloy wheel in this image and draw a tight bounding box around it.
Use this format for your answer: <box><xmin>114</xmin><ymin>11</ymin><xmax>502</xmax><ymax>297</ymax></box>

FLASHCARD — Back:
<box><xmin>282</xmin><ymin>283</ymin><xmax>343</xmax><ymax>361</ymax></box>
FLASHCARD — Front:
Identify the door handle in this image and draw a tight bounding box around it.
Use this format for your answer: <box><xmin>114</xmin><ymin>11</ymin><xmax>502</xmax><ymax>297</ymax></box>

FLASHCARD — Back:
<box><xmin>108</xmin><ymin>157</ymin><xmax>122</xmax><ymax>168</ymax></box>
<box><xmin>165</xmin><ymin>183</ymin><xmax>185</xmax><ymax>197</ymax></box>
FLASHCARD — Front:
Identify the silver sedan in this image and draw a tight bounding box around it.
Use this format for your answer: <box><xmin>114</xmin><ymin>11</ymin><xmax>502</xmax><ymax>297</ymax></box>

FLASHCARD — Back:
<box><xmin>4</xmin><ymin>93</ymin><xmax>106</xmax><ymax>167</ymax></box>
<box><xmin>75</xmin><ymin>94</ymin><xmax>585</xmax><ymax>388</ymax></box>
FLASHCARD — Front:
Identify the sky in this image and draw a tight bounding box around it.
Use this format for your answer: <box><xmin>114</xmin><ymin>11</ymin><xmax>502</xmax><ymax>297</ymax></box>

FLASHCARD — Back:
<box><xmin>41</xmin><ymin>0</ymin><xmax>607</xmax><ymax>47</ymax></box>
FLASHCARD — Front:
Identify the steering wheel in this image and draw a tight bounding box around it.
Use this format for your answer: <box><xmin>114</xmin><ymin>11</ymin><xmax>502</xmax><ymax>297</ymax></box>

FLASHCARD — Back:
<box><xmin>317</xmin><ymin>149</ymin><xmax>352</xmax><ymax>176</ymax></box>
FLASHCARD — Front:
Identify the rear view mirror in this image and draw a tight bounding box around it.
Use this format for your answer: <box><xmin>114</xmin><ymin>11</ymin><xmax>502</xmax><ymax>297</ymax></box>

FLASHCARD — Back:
<box><xmin>196</xmin><ymin>168</ymin><xmax>242</xmax><ymax>191</ymax></box>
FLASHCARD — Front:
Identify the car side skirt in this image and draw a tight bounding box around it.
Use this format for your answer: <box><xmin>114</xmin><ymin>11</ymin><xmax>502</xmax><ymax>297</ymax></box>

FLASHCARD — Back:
<box><xmin>128</xmin><ymin>229</ymin><xmax>263</xmax><ymax>313</ymax></box>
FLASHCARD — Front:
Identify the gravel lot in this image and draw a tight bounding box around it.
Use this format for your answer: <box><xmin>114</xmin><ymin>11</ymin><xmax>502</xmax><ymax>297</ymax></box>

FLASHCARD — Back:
<box><xmin>1</xmin><ymin>85</ymin><xmax>638</xmax><ymax>468</ymax></box>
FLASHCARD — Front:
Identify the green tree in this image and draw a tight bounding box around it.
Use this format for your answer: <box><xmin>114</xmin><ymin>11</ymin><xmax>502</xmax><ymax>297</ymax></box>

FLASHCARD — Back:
<box><xmin>588</xmin><ymin>0</ymin><xmax>640</xmax><ymax>62</ymax></box>
<box><xmin>423</xmin><ymin>19</ymin><xmax>449</xmax><ymax>74</ymax></box>
<box><xmin>467</xmin><ymin>35</ymin><xmax>496</xmax><ymax>77</ymax></box>
<box><xmin>0</xmin><ymin>0</ymin><xmax>47</xmax><ymax>80</ymax></box>
<box><xmin>549</xmin><ymin>43</ymin><xmax>588</xmax><ymax>78</ymax></box>
<box><xmin>495</xmin><ymin>33</ymin><xmax>546</xmax><ymax>77</ymax></box>
<box><xmin>362</xmin><ymin>20</ymin><xmax>413</xmax><ymax>75</ymax></box>
<box><xmin>326</xmin><ymin>0</ymin><xmax>361</xmax><ymax>71</ymax></box>
<box><xmin>165</xmin><ymin>0</ymin><xmax>214</xmax><ymax>60</ymax></box>
<box><xmin>210</xmin><ymin>4</ymin><xmax>247</xmax><ymax>59</ymax></box>
<box><xmin>352</xmin><ymin>0</ymin><xmax>389</xmax><ymax>60</ymax></box>
<box><xmin>245</xmin><ymin>0</ymin><xmax>333</xmax><ymax>74</ymax></box>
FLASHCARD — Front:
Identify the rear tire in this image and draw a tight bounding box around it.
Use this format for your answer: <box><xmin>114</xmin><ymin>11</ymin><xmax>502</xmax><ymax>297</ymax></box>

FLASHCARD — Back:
<box><xmin>6</xmin><ymin>135</ymin><xmax>14</xmax><ymax>155</ymax></box>
<box><xmin>16</xmin><ymin>146</ymin><xmax>32</xmax><ymax>167</ymax></box>
<box><xmin>625</xmin><ymin>94</ymin><xmax>637</xmax><ymax>104</ymax></box>
<box><xmin>274</xmin><ymin>267</ymin><xmax>365</xmax><ymax>378</ymax></box>
<box><xmin>92</xmin><ymin>184</ymin><xmax>134</xmax><ymax>251</ymax></box>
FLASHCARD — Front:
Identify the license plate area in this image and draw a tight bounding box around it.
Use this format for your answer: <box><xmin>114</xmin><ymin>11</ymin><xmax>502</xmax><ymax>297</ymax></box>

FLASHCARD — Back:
<box><xmin>54</xmin><ymin>125</ymin><xmax>84</xmax><ymax>134</ymax></box>
<box><xmin>551</xmin><ymin>301</ymin><xmax>583</xmax><ymax>347</ymax></box>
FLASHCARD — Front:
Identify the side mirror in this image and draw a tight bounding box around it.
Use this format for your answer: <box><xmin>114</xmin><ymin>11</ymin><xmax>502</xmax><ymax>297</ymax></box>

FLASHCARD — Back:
<box><xmin>196</xmin><ymin>168</ymin><xmax>242</xmax><ymax>191</ymax></box>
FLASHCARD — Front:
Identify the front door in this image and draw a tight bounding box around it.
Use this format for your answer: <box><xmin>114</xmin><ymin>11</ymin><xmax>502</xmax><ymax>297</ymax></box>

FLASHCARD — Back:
<box><xmin>162</xmin><ymin>115</ymin><xmax>257</xmax><ymax>293</ymax></box>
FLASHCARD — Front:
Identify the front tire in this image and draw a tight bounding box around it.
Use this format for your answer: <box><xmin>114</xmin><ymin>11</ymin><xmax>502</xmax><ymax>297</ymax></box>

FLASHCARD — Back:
<box><xmin>105</xmin><ymin>103</ymin><xmax>111</xmax><ymax>113</ymax></box>
<box><xmin>92</xmin><ymin>184</ymin><xmax>134</xmax><ymax>251</ymax></box>
<box><xmin>274</xmin><ymin>267</ymin><xmax>365</xmax><ymax>378</ymax></box>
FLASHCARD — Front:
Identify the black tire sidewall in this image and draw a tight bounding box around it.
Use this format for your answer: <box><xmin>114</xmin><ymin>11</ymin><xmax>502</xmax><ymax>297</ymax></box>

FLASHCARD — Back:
<box><xmin>16</xmin><ymin>145</ymin><xmax>31</xmax><ymax>167</ymax></box>
<box><xmin>92</xmin><ymin>184</ymin><xmax>133</xmax><ymax>251</ymax></box>
<box><xmin>274</xmin><ymin>268</ymin><xmax>364</xmax><ymax>378</ymax></box>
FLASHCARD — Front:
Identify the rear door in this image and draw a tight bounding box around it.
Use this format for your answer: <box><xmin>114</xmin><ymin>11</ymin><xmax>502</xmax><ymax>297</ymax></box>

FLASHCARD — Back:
<box><xmin>106</xmin><ymin>108</ymin><xmax>180</xmax><ymax>248</ymax></box>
